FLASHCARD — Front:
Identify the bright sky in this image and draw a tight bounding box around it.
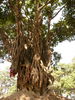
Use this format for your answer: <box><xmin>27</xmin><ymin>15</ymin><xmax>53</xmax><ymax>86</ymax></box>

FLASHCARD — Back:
<box><xmin>51</xmin><ymin>9</ymin><xmax>62</xmax><ymax>25</ymax></box>
<box><xmin>0</xmin><ymin>61</ymin><xmax>11</xmax><ymax>71</ymax></box>
<box><xmin>54</xmin><ymin>40</ymin><xmax>75</xmax><ymax>64</ymax></box>
<box><xmin>51</xmin><ymin>9</ymin><xmax>75</xmax><ymax>64</ymax></box>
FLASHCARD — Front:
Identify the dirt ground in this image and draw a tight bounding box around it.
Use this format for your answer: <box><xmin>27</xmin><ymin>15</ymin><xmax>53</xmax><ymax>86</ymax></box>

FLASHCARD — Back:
<box><xmin>0</xmin><ymin>89</ymin><xmax>71</xmax><ymax>100</ymax></box>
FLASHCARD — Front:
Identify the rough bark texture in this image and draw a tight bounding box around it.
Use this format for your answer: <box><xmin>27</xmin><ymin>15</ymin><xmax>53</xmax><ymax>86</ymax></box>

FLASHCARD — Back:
<box><xmin>9</xmin><ymin>0</ymin><xmax>54</xmax><ymax>95</ymax></box>
<box><xmin>15</xmin><ymin>34</ymin><xmax>54</xmax><ymax>95</ymax></box>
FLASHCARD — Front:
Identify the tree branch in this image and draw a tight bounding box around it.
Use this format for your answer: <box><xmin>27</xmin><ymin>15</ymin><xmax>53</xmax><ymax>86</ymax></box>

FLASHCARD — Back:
<box><xmin>38</xmin><ymin>0</ymin><xmax>51</xmax><ymax>11</ymax></box>
<box><xmin>0</xmin><ymin>28</ymin><xmax>11</xmax><ymax>52</ymax></box>
<box><xmin>52</xmin><ymin>5</ymin><xmax>65</xmax><ymax>20</ymax></box>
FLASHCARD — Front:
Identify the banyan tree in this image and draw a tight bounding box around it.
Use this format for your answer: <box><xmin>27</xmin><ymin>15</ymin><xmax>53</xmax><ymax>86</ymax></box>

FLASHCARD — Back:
<box><xmin>0</xmin><ymin>0</ymin><xmax>75</xmax><ymax>95</ymax></box>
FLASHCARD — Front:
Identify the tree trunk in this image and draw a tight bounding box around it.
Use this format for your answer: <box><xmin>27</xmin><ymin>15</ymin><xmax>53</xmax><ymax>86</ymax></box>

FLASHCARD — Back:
<box><xmin>9</xmin><ymin>0</ymin><xmax>54</xmax><ymax>95</ymax></box>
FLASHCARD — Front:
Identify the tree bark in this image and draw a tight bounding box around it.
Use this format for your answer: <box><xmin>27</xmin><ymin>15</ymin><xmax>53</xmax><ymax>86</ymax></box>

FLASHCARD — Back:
<box><xmin>8</xmin><ymin>0</ymin><xmax>54</xmax><ymax>95</ymax></box>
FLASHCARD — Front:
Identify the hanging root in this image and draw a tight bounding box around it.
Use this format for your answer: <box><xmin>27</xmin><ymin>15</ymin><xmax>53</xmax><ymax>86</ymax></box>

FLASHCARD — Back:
<box><xmin>10</xmin><ymin>34</ymin><xmax>54</xmax><ymax>94</ymax></box>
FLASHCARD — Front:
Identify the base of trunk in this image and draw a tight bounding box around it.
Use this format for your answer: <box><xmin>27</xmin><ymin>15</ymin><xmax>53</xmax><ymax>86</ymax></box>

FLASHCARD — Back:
<box><xmin>17</xmin><ymin>63</ymin><xmax>52</xmax><ymax>95</ymax></box>
<box><xmin>0</xmin><ymin>89</ymin><xmax>70</xmax><ymax>100</ymax></box>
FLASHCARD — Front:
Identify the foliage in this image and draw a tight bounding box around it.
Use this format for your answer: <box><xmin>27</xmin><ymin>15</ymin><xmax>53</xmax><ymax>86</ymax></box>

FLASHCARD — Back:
<box><xmin>0</xmin><ymin>0</ymin><xmax>74</xmax><ymax>53</ymax></box>
<box><xmin>0</xmin><ymin>0</ymin><xmax>74</xmax><ymax>66</ymax></box>
<box><xmin>62</xmin><ymin>0</ymin><xmax>75</xmax><ymax>28</ymax></box>
<box><xmin>0</xmin><ymin>0</ymin><xmax>74</xmax><ymax>57</ymax></box>
<box><xmin>52</xmin><ymin>59</ymin><xmax>75</xmax><ymax>97</ymax></box>
<box><xmin>0</xmin><ymin>70</ymin><xmax>16</xmax><ymax>97</ymax></box>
